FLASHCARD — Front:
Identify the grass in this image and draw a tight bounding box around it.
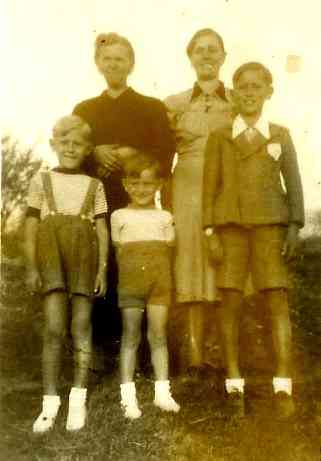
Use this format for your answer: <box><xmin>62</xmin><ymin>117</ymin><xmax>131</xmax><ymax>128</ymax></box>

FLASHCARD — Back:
<box><xmin>1</xmin><ymin>231</ymin><xmax>321</xmax><ymax>460</ymax></box>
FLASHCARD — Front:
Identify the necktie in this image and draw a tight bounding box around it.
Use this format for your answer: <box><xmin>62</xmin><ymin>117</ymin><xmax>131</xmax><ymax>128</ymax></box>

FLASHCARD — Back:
<box><xmin>245</xmin><ymin>127</ymin><xmax>257</xmax><ymax>143</ymax></box>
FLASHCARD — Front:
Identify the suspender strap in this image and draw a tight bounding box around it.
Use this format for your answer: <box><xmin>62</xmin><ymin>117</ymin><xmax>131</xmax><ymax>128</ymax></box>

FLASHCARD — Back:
<box><xmin>41</xmin><ymin>172</ymin><xmax>57</xmax><ymax>213</ymax></box>
<box><xmin>80</xmin><ymin>178</ymin><xmax>99</xmax><ymax>216</ymax></box>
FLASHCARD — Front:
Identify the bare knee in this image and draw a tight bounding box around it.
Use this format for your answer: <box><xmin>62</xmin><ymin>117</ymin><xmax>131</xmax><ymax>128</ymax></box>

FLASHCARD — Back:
<box><xmin>265</xmin><ymin>289</ymin><xmax>289</xmax><ymax>318</ymax></box>
<box><xmin>71</xmin><ymin>316</ymin><xmax>92</xmax><ymax>343</ymax></box>
<box><xmin>121</xmin><ymin>326</ymin><xmax>141</xmax><ymax>350</ymax></box>
<box><xmin>43</xmin><ymin>292</ymin><xmax>67</xmax><ymax>345</ymax></box>
<box><xmin>44</xmin><ymin>321</ymin><xmax>66</xmax><ymax>346</ymax></box>
<box><xmin>147</xmin><ymin>327</ymin><xmax>167</xmax><ymax>350</ymax></box>
<box><xmin>121</xmin><ymin>332</ymin><xmax>141</xmax><ymax>351</ymax></box>
<box><xmin>218</xmin><ymin>289</ymin><xmax>243</xmax><ymax>329</ymax></box>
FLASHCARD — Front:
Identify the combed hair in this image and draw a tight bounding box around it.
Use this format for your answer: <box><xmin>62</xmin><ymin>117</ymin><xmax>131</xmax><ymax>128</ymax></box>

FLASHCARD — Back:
<box><xmin>186</xmin><ymin>28</ymin><xmax>225</xmax><ymax>57</ymax></box>
<box><xmin>233</xmin><ymin>62</ymin><xmax>273</xmax><ymax>86</ymax></box>
<box><xmin>124</xmin><ymin>153</ymin><xmax>163</xmax><ymax>179</ymax></box>
<box><xmin>94</xmin><ymin>32</ymin><xmax>135</xmax><ymax>65</ymax></box>
<box><xmin>52</xmin><ymin>115</ymin><xmax>93</xmax><ymax>143</ymax></box>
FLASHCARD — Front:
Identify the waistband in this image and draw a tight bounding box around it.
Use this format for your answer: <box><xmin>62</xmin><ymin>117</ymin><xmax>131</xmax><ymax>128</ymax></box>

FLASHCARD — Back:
<box><xmin>118</xmin><ymin>240</ymin><xmax>171</xmax><ymax>255</ymax></box>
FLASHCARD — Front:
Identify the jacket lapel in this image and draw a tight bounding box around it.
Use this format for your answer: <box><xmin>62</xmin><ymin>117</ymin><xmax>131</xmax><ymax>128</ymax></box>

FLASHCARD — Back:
<box><xmin>222</xmin><ymin>123</ymin><xmax>284</xmax><ymax>159</ymax></box>
<box><xmin>234</xmin><ymin>131</ymin><xmax>269</xmax><ymax>159</ymax></box>
<box><xmin>268</xmin><ymin>124</ymin><xmax>283</xmax><ymax>145</ymax></box>
<box><xmin>220</xmin><ymin>123</ymin><xmax>283</xmax><ymax>160</ymax></box>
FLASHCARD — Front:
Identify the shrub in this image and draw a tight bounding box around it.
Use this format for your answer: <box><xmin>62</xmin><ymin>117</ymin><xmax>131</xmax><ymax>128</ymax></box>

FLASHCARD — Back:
<box><xmin>1</xmin><ymin>136</ymin><xmax>42</xmax><ymax>258</ymax></box>
<box><xmin>290</xmin><ymin>232</ymin><xmax>321</xmax><ymax>356</ymax></box>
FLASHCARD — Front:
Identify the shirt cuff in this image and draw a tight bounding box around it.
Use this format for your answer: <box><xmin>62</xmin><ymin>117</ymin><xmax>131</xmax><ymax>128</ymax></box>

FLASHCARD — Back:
<box><xmin>94</xmin><ymin>212</ymin><xmax>108</xmax><ymax>220</ymax></box>
<box><xmin>26</xmin><ymin>207</ymin><xmax>40</xmax><ymax>219</ymax></box>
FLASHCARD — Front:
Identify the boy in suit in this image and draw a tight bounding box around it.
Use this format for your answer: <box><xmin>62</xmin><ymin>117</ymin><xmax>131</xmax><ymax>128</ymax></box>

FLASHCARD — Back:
<box><xmin>203</xmin><ymin>62</ymin><xmax>304</xmax><ymax>418</ymax></box>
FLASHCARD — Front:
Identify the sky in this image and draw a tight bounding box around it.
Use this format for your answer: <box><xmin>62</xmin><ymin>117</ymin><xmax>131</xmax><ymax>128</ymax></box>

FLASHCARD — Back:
<box><xmin>2</xmin><ymin>0</ymin><xmax>321</xmax><ymax>210</ymax></box>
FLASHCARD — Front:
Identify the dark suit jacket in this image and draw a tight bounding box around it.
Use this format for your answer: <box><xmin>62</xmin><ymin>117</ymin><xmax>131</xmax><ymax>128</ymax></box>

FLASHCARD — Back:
<box><xmin>203</xmin><ymin>123</ymin><xmax>304</xmax><ymax>228</ymax></box>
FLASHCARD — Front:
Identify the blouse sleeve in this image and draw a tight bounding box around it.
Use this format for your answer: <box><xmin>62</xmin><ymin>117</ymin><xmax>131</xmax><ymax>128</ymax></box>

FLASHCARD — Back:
<box><xmin>110</xmin><ymin>211</ymin><xmax>122</xmax><ymax>245</ymax></box>
<box><xmin>94</xmin><ymin>181</ymin><xmax>108</xmax><ymax>218</ymax></box>
<box><xmin>163</xmin><ymin>95</ymin><xmax>179</xmax><ymax>132</ymax></box>
<box><xmin>163</xmin><ymin>212</ymin><xmax>175</xmax><ymax>245</ymax></box>
<box><xmin>147</xmin><ymin>100</ymin><xmax>176</xmax><ymax>178</ymax></box>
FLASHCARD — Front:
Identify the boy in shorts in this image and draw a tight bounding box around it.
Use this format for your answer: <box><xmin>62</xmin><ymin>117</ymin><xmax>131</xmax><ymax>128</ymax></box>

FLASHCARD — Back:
<box><xmin>25</xmin><ymin>115</ymin><xmax>108</xmax><ymax>432</ymax></box>
<box><xmin>203</xmin><ymin>62</ymin><xmax>304</xmax><ymax>418</ymax></box>
<box><xmin>111</xmin><ymin>157</ymin><xmax>180</xmax><ymax>418</ymax></box>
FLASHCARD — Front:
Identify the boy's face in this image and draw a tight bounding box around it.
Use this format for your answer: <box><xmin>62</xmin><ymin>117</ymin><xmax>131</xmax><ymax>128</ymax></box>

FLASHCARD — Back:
<box><xmin>50</xmin><ymin>130</ymin><xmax>91</xmax><ymax>169</ymax></box>
<box><xmin>123</xmin><ymin>168</ymin><xmax>161</xmax><ymax>208</ymax></box>
<box><xmin>233</xmin><ymin>70</ymin><xmax>273</xmax><ymax>117</ymax></box>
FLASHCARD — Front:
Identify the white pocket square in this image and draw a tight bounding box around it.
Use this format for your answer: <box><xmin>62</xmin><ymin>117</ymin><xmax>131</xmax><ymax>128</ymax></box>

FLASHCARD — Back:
<box><xmin>267</xmin><ymin>143</ymin><xmax>282</xmax><ymax>161</ymax></box>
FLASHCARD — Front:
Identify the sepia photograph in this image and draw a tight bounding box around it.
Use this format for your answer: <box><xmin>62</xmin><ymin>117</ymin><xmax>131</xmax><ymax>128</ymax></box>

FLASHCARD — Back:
<box><xmin>1</xmin><ymin>1</ymin><xmax>321</xmax><ymax>459</ymax></box>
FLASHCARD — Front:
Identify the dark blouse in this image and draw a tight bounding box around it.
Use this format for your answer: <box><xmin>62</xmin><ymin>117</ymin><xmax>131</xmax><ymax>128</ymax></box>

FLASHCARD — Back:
<box><xmin>73</xmin><ymin>87</ymin><xmax>175</xmax><ymax>213</ymax></box>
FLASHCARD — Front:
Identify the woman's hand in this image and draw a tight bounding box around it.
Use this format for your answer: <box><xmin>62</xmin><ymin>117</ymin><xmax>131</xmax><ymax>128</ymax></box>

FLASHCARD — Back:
<box><xmin>94</xmin><ymin>145</ymin><xmax>122</xmax><ymax>174</ymax></box>
<box><xmin>26</xmin><ymin>267</ymin><xmax>42</xmax><ymax>293</ymax></box>
<box><xmin>205</xmin><ymin>232</ymin><xmax>223</xmax><ymax>265</ymax></box>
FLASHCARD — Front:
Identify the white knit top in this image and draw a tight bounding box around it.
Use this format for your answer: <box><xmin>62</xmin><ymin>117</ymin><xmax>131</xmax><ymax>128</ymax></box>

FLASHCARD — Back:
<box><xmin>27</xmin><ymin>171</ymin><xmax>107</xmax><ymax>220</ymax></box>
<box><xmin>111</xmin><ymin>208</ymin><xmax>175</xmax><ymax>245</ymax></box>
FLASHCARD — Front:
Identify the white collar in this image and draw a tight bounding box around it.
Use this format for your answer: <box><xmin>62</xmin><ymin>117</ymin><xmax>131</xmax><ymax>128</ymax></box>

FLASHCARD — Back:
<box><xmin>232</xmin><ymin>114</ymin><xmax>271</xmax><ymax>139</ymax></box>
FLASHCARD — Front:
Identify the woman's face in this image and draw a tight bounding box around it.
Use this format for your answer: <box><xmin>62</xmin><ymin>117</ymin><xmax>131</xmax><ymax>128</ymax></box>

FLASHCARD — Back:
<box><xmin>96</xmin><ymin>44</ymin><xmax>133</xmax><ymax>89</ymax></box>
<box><xmin>189</xmin><ymin>34</ymin><xmax>225</xmax><ymax>81</ymax></box>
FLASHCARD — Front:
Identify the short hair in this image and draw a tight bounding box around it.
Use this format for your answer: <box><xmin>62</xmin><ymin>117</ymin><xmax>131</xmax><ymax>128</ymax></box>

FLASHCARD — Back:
<box><xmin>186</xmin><ymin>28</ymin><xmax>225</xmax><ymax>57</ymax></box>
<box><xmin>233</xmin><ymin>62</ymin><xmax>273</xmax><ymax>86</ymax></box>
<box><xmin>124</xmin><ymin>153</ymin><xmax>162</xmax><ymax>180</ymax></box>
<box><xmin>52</xmin><ymin>115</ymin><xmax>93</xmax><ymax>144</ymax></box>
<box><xmin>94</xmin><ymin>32</ymin><xmax>135</xmax><ymax>65</ymax></box>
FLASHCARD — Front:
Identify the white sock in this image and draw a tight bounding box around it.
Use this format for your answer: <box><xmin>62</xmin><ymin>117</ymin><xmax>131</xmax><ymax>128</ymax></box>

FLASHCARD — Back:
<box><xmin>154</xmin><ymin>380</ymin><xmax>180</xmax><ymax>412</ymax></box>
<box><xmin>66</xmin><ymin>387</ymin><xmax>87</xmax><ymax>431</ymax></box>
<box><xmin>120</xmin><ymin>382</ymin><xmax>141</xmax><ymax>419</ymax></box>
<box><xmin>273</xmin><ymin>377</ymin><xmax>292</xmax><ymax>396</ymax></box>
<box><xmin>33</xmin><ymin>395</ymin><xmax>61</xmax><ymax>433</ymax></box>
<box><xmin>69</xmin><ymin>387</ymin><xmax>87</xmax><ymax>402</ymax></box>
<box><xmin>225</xmin><ymin>378</ymin><xmax>245</xmax><ymax>394</ymax></box>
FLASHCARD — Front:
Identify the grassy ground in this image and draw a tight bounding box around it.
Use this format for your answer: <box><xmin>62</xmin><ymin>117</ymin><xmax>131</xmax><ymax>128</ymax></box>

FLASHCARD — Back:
<box><xmin>1</xmin><ymin>234</ymin><xmax>321</xmax><ymax>461</ymax></box>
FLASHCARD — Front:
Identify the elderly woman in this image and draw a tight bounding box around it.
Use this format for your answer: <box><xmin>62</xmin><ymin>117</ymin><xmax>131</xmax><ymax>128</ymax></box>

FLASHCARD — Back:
<box><xmin>73</xmin><ymin>33</ymin><xmax>175</xmax><ymax>353</ymax></box>
<box><xmin>165</xmin><ymin>29</ymin><xmax>233</xmax><ymax>375</ymax></box>
<box><xmin>73</xmin><ymin>32</ymin><xmax>174</xmax><ymax>213</ymax></box>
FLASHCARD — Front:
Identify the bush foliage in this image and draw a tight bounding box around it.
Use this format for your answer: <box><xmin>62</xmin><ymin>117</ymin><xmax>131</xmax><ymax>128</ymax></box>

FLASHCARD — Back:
<box><xmin>1</xmin><ymin>136</ymin><xmax>42</xmax><ymax>234</ymax></box>
<box><xmin>1</xmin><ymin>136</ymin><xmax>42</xmax><ymax>258</ymax></box>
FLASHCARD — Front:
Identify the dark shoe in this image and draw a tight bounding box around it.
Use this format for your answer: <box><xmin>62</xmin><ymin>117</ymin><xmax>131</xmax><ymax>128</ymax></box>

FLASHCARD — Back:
<box><xmin>274</xmin><ymin>392</ymin><xmax>295</xmax><ymax>419</ymax></box>
<box><xmin>186</xmin><ymin>366</ymin><xmax>202</xmax><ymax>382</ymax></box>
<box><xmin>225</xmin><ymin>391</ymin><xmax>245</xmax><ymax>418</ymax></box>
<box><xmin>180</xmin><ymin>366</ymin><xmax>205</xmax><ymax>383</ymax></box>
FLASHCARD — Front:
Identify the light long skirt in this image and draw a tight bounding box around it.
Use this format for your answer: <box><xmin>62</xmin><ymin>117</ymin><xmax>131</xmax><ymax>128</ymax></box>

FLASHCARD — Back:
<box><xmin>172</xmin><ymin>156</ymin><xmax>218</xmax><ymax>304</ymax></box>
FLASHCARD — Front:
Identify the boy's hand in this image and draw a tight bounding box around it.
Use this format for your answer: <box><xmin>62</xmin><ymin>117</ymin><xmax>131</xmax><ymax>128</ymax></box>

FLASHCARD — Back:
<box><xmin>282</xmin><ymin>224</ymin><xmax>300</xmax><ymax>262</ymax></box>
<box><xmin>26</xmin><ymin>268</ymin><xmax>42</xmax><ymax>293</ymax></box>
<box><xmin>205</xmin><ymin>232</ymin><xmax>223</xmax><ymax>265</ymax></box>
<box><xmin>94</xmin><ymin>272</ymin><xmax>107</xmax><ymax>298</ymax></box>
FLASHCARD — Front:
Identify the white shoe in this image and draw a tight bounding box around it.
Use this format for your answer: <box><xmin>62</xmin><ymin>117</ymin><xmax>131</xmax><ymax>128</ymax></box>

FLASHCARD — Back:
<box><xmin>66</xmin><ymin>387</ymin><xmax>87</xmax><ymax>431</ymax></box>
<box><xmin>154</xmin><ymin>380</ymin><xmax>180</xmax><ymax>412</ymax></box>
<box><xmin>120</xmin><ymin>382</ymin><xmax>142</xmax><ymax>419</ymax></box>
<box><xmin>33</xmin><ymin>395</ymin><xmax>61</xmax><ymax>433</ymax></box>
